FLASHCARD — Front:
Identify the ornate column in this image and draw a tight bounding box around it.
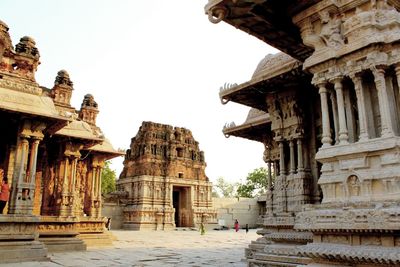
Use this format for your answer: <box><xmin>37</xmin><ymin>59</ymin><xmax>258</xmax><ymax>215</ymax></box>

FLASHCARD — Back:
<box><xmin>329</xmin><ymin>93</ymin><xmax>339</xmax><ymax>144</ymax></box>
<box><xmin>395</xmin><ymin>64</ymin><xmax>400</xmax><ymax>95</ymax></box>
<box><xmin>8</xmin><ymin>135</ymin><xmax>30</xmax><ymax>214</ymax></box>
<box><xmin>317</xmin><ymin>83</ymin><xmax>332</xmax><ymax>146</ymax></box>
<box><xmin>279</xmin><ymin>141</ymin><xmax>286</xmax><ymax>175</ymax></box>
<box><xmin>63</xmin><ymin>157</ymin><xmax>69</xmax><ymax>193</ymax></box>
<box><xmin>19</xmin><ymin>136</ymin><xmax>30</xmax><ymax>183</ymax></box>
<box><xmin>373</xmin><ymin>68</ymin><xmax>394</xmax><ymax>137</ymax></box>
<box><xmin>297</xmin><ymin>138</ymin><xmax>304</xmax><ymax>173</ymax></box>
<box><xmin>59</xmin><ymin>156</ymin><xmax>71</xmax><ymax>216</ymax></box>
<box><xmin>351</xmin><ymin>74</ymin><xmax>369</xmax><ymax>141</ymax></box>
<box><xmin>332</xmin><ymin>77</ymin><xmax>349</xmax><ymax>144</ymax></box>
<box><xmin>289</xmin><ymin>140</ymin><xmax>296</xmax><ymax>174</ymax></box>
<box><xmin>27</xmin><ymin>138</ymin><xmax>40</xmax><ymax>183</ymax></box>
<box><xmin>267</xmin><ymin>160</ymin><xmax>273</xmax><ymax>190</ymax></box>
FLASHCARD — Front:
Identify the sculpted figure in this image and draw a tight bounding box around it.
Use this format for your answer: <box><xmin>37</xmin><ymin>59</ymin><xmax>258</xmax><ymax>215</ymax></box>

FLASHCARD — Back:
<box><xmin>320</xmin><ymin>11</ymin><xmax>344</xmax><ymax>49</ymax></box>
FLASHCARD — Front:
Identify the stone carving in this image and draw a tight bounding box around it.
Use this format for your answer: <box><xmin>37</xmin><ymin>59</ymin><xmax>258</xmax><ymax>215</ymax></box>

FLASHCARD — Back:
<box><xmin>117</xmin><ymin>121</ymin><xmax>216</xmax><ymax>230</ymax></box>
<box><xmin>319</xmin><ymin>11</ymin><xmax>345</xmax><ymax>49</ymax></box>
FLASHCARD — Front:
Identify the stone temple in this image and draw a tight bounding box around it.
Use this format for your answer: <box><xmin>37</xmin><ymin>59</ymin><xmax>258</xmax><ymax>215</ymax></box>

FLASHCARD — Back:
<box><xmin>117</xmin><ymin>121</ymin><xmax>217</xmax><ymax>230</ymax></box>
<box><xmin>0</xmin><ymin>20</ymin><xmax>122</xmax><ymax>263</ymax></box>
<box><xmin>206</xmin><ymin>0</ymin><xmax>400</xmax><ymax>266</ymax></box>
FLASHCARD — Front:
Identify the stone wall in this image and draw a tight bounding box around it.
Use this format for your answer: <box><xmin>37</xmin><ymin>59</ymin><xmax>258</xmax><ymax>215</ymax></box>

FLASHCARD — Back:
<box><xmin>102</xmin><ymin>203</ymin><xmax>124</xmax><ymax>230</ymax></box>
<box><xmin>102</xmin><ymin>197</ymin><xmax>262</xmax><ymax>230</ymax></box>
<box><xmin>212</xmin><ymin>197</ymin><xmax>261</xmax><ymax>229</ymax></box>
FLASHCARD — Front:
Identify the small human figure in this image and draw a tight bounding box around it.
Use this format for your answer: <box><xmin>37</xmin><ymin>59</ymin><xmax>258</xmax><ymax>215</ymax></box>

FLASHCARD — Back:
<box><xmin>234</xmin><ymin>219</ymin><xmax>239</xmax><ymax>232</ymax></box>
<box><xmin>0</xmin><ymin>176</ymin><xmax>10</xmax><ymax>214</ymax></box>
<box><xmin>245</xmin><ymin>224</ymin><xmax>249</xmax><ymax>234</ymax></box>
<box><xmin>199</xmin><ymin>222</ymin><xmax>205</xmax><ymax>235</ymax></box>
<box><xmin>106</xmin><ymin>217</ymin><xmax>112</xmax><ymax>230</ymax></box>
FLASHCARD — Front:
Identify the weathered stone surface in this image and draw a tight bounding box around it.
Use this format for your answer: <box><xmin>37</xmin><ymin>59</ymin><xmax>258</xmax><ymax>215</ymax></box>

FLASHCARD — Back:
<box><xmin>0</xmin><ymin>19</ymin><xmax>122</xmax><ymax>259</ymax></box>
<box><xmin>114</xmin><ymin>121</ymin><xmax>217</xmax><ymax>230</ymax></box>
<box><xmin>207</xmin><ymin>0</ymin><xmax>400</xmax><ymax>266</ymax></box>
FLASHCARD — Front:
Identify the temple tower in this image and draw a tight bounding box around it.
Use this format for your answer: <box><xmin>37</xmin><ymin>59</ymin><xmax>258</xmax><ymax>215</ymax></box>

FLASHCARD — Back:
<box><xmin>118</xmin><ymin>121</ymin><xmax>216</xmax><ymax>230</ymax></box>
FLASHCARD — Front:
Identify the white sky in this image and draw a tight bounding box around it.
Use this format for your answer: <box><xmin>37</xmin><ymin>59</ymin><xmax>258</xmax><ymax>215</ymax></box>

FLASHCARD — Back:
<box><xmin>1</xmin><ymin>0</ymin><xmax>278</xmax><ymax>184</ymax></box>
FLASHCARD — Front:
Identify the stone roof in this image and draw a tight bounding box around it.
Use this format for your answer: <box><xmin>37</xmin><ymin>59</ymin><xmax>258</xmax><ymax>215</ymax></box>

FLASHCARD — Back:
<box><xmin>252</xmin><ymin>53</ymin><xmax>300</xmax><ymax>80</ymax></box>
<box><xmin>222</xmin><ymin>108</ymin><xmax>270</xmax><ymax>143</ymax></box>
<box><xmin>89</xmin><ymin>138</ymin><xmax>125</xmax><ymax>155</ymax></box>
<box><xmin>0</xmin><ymin>86</ymin><xmax>69</xmax><ymax>121</ymax></box>
<box><xmin>55</xmin><ymin>120</ymin><xmax>102</xmax><ymax>141</ymax></box>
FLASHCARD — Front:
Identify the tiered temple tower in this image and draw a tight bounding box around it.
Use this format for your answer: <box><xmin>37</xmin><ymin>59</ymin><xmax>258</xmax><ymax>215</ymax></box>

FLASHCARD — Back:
<box><xmin>118</xmin><ymin>121</ymin><xmax>217</xmax><ymax>230</ymax></box>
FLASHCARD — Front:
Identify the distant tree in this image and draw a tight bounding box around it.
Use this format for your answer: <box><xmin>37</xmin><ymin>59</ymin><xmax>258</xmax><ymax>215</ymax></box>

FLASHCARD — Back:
<box><xmin>101</xmin><ymin>161</ymin><xmax>117</xmax><ymax>195</ymax></box>
<box><xmin>213</xmin><ymin>176</ymin><xmax>237</xmax><ymax>198</ymax></box>
<box><xmin>236</xmin><ymin>167</ymin><xmax>268</xmax><ymax>198</ymax></box>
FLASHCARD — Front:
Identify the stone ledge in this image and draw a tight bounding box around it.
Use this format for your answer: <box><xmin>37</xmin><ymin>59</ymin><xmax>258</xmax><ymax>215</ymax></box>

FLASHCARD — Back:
<box><xmin>298</xmin><ymin>243</ymin><xmax>400</xmax><ymax>265</ymax></box>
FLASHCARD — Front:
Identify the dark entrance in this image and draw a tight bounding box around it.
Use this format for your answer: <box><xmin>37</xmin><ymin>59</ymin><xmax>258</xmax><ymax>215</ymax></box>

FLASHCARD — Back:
<box><xmin>172</xmin><ymin>186</ymin><xmax>192</xmax><ymax>227</ymax></box>
<box><xmin>173</xmin><ymin>190</ymin><xmax>180</xmax><ymax>227</ymax></box>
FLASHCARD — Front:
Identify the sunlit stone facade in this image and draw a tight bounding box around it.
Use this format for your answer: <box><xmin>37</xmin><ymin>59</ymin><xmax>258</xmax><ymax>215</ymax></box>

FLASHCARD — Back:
<box><xmin>118</xmin><ymin>122</ymin><xmax>217</xmax><ymax>230</ymax></box>
<box><xmin>206</xmin><ymin>0</ymin><xmax>400</xmax><ymax>266</ymax></box>
<box><xmin>0</xmin><ymin>19</ymin><xmax>122</xmax><ymax>262</ymax></box>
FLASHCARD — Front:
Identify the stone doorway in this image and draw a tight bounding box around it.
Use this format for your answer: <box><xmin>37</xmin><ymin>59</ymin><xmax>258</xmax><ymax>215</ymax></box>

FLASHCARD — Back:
<box><xmin>172</xmin><ymin>186</ymin><xmax>192</xmax><ymax>227</ymax></box>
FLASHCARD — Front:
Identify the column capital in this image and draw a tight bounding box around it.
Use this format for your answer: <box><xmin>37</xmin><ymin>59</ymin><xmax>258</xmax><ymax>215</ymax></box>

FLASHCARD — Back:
<box><xmin>331</xmin><ymin>76</ymin><xmax>344</xmax><ymax>88</ymax></box>
<box><xmin>394</xmin><ymin>63</ymin><xmax>400</xmax><ymax>74</ymax></box>
<box><xmin>330</xmin><ymin>75</ymin><xmax>344</xmax><ymax>84</ymax></box>
<box><xmin>349</xmin><ymin>72</ymin><xmax>362</xmax><ymax>82</ymax></box>
<box><xmin>371</xmin><ymin>67</ymin><xmax>386</xmax><ymax>80</ymax></box>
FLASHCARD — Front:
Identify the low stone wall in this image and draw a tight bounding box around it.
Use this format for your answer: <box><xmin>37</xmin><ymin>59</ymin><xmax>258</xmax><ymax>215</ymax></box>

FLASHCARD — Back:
<box><xmin>102</xmin><ymin>203</ymin><xmax>124</xmax><ymax>230</ymax></box>
<box><xmin>102</xmin><ymin>197</ymin><xmax>261</xmax><ymax>230</ymax></box>
<box><xmin>212</xmin><ymin>197</ymin><xmax>261</xmax><ymax>229</ymax></box>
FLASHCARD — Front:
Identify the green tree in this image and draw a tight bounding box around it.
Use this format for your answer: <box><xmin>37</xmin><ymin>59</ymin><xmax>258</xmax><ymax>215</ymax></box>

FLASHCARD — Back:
<box><xmin>213</xmin><ymin>176</ymin><xmax>237</xmax><ymax>197</ymax></box>
<box><xmin>101</xmin><ymin>161</ymin><xmax>117</xmax><ymax>195</ymax></box>
<box><xmin>236</xmin><ymin>167</ymin><xmax>268</xmax><ymax>198</ymax></box>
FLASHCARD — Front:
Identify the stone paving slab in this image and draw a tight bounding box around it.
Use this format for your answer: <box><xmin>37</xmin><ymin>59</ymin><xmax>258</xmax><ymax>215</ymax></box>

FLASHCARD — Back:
<box><xmin>0</xmin><ymin>229</ymin><xmax>258</xmax><ymax>267</ymax></box>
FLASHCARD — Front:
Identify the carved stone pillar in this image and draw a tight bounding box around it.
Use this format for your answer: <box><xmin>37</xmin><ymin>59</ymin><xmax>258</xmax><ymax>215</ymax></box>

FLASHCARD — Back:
<box><xmin>395</xmin><ymin>64</ymin><xmax>400</xmax><ymax>95</ymax></box>
<box><xmin>60</xmin><ymin>157</ymin><xmax>71</xmax><ymax>216</ymax></box>
<box><xmin>332</xmin><ymin>77</ymin><xmax>349</xmax><ymax>144</ymax></box>
<box><xmin>372</xmin><ymin>68</ymin><xmax>394</xmax><ymax>137</ymax></box>
<box><xmin>279</xmin><ymin>141</ymin><xmax>286</xmax><ymax>175</ymax></box>
<box><xmin>329</xmin><ymin>93</ymin><xmax>339</xmax><ymax>144</ymax></box>
<box><xmin>267</xmin><ymin>160</ymin><xmax>272</xmax><ymax>190</ymax></box>
<box><xmin>8</xmin><ymin>136</ymin><xmax>30</xmax><ymax>214</ymax></box>
<box><xmin>27</xmin><ymin>138</ymin><xmax>40</xmax><ymax>183</ymax></box>
<box><xmin>289</xmin><ymin>140</ymin><xmax>296</xmax><ymax>174</ymax></box>
<box><xmin>318</xmin><ymin>83</ymin><xmax>332</xmax><ymax>146</ymax></box>
<box><xmin>297</xmin><ymin>138</ymin><xmax>304</xmax><ymax>172</ymax></box>
<box><xmin>351</xmin><ymin>74</ymin><xmax>369</xmax><ymax>141</ymax></box>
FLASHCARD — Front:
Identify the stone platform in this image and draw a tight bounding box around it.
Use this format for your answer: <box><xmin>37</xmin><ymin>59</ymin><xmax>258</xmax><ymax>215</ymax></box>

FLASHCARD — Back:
<box><xmin>0</xmin><ymin>229</ymin><xmax>258</xmax><ymax>267</ymax></box>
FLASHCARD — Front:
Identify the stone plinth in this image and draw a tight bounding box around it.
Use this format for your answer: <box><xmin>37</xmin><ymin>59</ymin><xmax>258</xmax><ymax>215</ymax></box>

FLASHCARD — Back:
<box><xmin>0</xmin><ymin>215</ymin><xmax>48</xmax><ymax>263</ymax></box>
<box><xmin>38</xmin><ymin>216</ymin><xmax>86</xmax><ymax>252</ymax></box>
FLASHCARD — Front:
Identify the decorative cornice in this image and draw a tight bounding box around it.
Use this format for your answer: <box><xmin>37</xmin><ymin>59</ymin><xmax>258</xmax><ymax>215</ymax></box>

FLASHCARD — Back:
<box><xmin>298</xmin><ymin>243</ymin><xmax>400</xmax><ymax>265</ymax></box>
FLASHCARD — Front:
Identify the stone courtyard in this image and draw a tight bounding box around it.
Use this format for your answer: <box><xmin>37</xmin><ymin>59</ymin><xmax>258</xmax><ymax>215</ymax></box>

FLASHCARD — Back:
<box><xmin>0</xmin><ymin>229</ymin><xmax>258</xmax><ymax>267</ymax></box>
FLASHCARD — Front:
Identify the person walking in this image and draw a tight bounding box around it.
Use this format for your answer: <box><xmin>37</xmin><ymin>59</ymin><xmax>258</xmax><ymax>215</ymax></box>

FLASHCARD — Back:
<box><xmin>0</xmin><ymin>176</ymin><xmax>10</xmax><ymax>214</ymax></box>
<box><xmin>245</xmin><ymin>224</ymin><xmax>249</xmax><ymax>234</ymax></box>
<box><xmin>199</xmin><ymin>222</ymin><xmax>206</xmax><ymax>235</ymax></box>
<box><xmin>234</xmin><ymin>219</ymin><xmax>239</xmax><ymax>232</ymax></box>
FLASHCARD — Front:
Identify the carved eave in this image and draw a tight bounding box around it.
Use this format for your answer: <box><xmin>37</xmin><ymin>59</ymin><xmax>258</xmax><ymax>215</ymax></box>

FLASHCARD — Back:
<box><xmin>219</xmin><ymin>61</ymin><xmax>310</xmax><ymax>110</ymax></box>
<box><xmin>54</xmin><ymin>120</ymin><xmax>103</xmax><ymax>148</ymax></box>
<box><xmin>223</xmin><ymin>111</ymin><xmax>270</xmax><ymax>142</ymax></box>
<box><xmin>205</xmin><ymin>0</ymin><xmax>316</xmax><ymax>61</ymax></box>
<box><xmin>87</xmin><ymin>139</ymin><xmax>125</xmax><ymax>160</ymax></box>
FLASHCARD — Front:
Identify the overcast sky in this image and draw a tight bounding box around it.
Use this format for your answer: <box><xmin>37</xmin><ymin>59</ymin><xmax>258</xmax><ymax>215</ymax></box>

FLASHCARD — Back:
<box><xmin>1</xmin><ymin>1</ymin><xmax>278</xmax><ymax>184</ymax></box>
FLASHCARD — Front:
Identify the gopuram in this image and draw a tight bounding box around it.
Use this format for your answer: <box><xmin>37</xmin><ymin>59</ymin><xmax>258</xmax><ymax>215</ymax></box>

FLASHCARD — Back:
<box><xmin>0</xmin><ymin>20</ymin><xmax>122</xmax><ymax>263</ymax></box>
<box><xmin>206</xmin><ymin>0</ymin><xmax>400</xmax><ymax>266</ymax></box>
<box><xmin>117</xmin><ymin>121</ymin><xmax>217</xmax><ymax>230</ymax></box>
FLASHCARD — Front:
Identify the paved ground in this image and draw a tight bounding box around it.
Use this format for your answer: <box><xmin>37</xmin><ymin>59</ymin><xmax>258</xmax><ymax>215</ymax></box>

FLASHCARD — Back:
<box><xmin>0</xmin><ymin>229</ymin><xmax>258</xmax><ymax>267</ymax></box>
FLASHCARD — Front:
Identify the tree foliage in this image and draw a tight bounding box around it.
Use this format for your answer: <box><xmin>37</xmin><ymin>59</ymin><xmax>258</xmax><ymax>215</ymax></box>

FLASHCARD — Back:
<box><xmin>101</xmin><ymin>161</ymin><xmax>117</xmax><ymax>195</ymax></box>
<box><xmin>236</xmin><ymin>167</ymin><xmax>268</xmax><ymax>198</ymax></box>
<box><xmin>213</xmin><ymin>176</ymin><xmax>237</xmax><ymax>198</ymax></box>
